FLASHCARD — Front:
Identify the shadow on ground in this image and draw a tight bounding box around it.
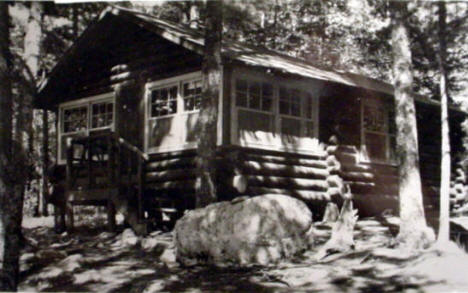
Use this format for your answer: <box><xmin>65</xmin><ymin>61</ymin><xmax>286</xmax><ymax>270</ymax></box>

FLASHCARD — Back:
<box><xmin>18</xmin><ymin>216</ymin><xmax>468</xmax><ymax>292</ymax></box>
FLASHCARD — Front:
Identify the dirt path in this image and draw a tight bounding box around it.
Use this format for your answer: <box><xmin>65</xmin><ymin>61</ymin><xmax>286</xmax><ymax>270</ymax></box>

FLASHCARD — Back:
<box><xmin>18</xmin><ymin>217</ymin><xmax>468</xmax><ymax>292</ymax></box>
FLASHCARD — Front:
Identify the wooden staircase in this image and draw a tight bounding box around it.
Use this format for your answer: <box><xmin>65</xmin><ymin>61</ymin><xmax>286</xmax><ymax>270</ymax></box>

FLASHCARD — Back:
<box><xmin>65</xmin><ymin>131</ymin><xmax>149</xmax><ymax>235</ymax></box>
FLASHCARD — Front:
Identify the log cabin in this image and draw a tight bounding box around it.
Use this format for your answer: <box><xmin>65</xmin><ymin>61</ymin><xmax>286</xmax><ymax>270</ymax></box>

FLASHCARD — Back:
<box><xmin>35</xmin><ymin>7</ymin><xmax>466</xmax><ymax>234</ymax></box>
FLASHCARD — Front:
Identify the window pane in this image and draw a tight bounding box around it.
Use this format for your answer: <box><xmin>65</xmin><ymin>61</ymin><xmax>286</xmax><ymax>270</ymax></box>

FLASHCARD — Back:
<box><xmin>249</xmin><ymin>93</ymin><xmax>261</xmax><ymax>110</ymax></box>
<box><xmin>305</xmin><ymin>94</ymin><xmax>313</xmax><ymax>119</ymax></box>
<box><xmin>262</xmin><ymin>97</ymin><xmax>273</xmax><ymax>112</ymax></box>
<box><xmin>249</xmin><ymin>82</ymin><xmax>261</xmax><ymax>109</ymax></box>
<box><xmin>91</xmin><ymin>102</ymin><xmax>114</xmax><ymax>129</ymax></box>
<box><xmin>263</xmin><ymin>83</ymin><xmax>273</xmax><ymax>97</ymax></box>
<box><xmin>238</xmin><ymin>110</ymin><xmax>273</xmax><ymax>133</ymax></box>
<box><xmin>63</xmin><ymin>106</ymin><xmax>87</xmax><ymax>133</ymax></box>
<box><xmin>150</xmin><ymin>86</ymin><xmax>178</xmax><ymax>117</ymax></box>
<box><xmin>363</xmin><ymin>104</ymin><xmax>385</xmax><ymax>132</ymax></box>
<box><xmin>262</xmin><ymin>83</ymin><xmax>273</xmax><ymax>111</ymax></box>
<box><xmin>236</xmin><ymin>79</ymin><xmax>247</xmax><ymax>92</ymax></box>
<box><xmin>183</xmin><ymin>80</ymin><xmax>202</xmax><ymax>111</ymax></box>
<box><xmin>236</xmin><ymin>91</ymin><xmax>247</xmax><ymax>107</ymax></box>
<box><xmin>365</xmin><ymin>132</ymin><xmax>386</xmax><ymax>161</ymax></box>
<box><xmin>169</xmin><ymin>100</ymin><xmax>177</xmax><ymax>114</ymax></box>
<box><xmin>281</xmin><ymin>117</ymin><xmax>301</xmax><ymax>137</ymax></box>
<box><xmin>279</xmin><ymin>101</ymin><xmax>289</xmax><ymax>115</ymax></box>
<box><xmin>304</xmin><ymin>121</ymin><xmax>315</xmax><ymax>137</ymax></box>
<box><xmin>291</xmin><ymin>102</ymin><xmax>300</xmax><ymax>117</ymax></box>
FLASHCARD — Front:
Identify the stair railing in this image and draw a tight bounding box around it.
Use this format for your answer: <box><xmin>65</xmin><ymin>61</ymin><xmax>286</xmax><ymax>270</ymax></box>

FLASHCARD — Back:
<box><xmin>65</xmin><ymin>131</ymin><xmax>148</xmax><ymax>221</ymax></box>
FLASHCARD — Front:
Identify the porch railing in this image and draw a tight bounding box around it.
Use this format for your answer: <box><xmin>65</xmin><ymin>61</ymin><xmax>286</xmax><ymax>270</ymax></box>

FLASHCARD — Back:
<box><xmin>65</xmin><ymin>130</ymin><xmax>148</xmax><ymax>220</ymax></box>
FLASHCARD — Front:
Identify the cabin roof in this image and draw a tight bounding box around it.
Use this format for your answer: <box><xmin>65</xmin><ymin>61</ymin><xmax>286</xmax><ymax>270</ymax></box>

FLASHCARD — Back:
<box><xmin>36</xmin><ymin>6</ymin><xmax>462</xmax><ymax>112</ymax></box>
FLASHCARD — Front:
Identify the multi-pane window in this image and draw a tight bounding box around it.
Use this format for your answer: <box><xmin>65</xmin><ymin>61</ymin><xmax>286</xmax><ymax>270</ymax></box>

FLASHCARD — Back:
<box><xmin>63</xmin><ymin>100</ymin><xmax>114</xmax><ymax>134</ymax></box>
<box><xmin>91</xmin><ymin>102</ymin><xmax>114</xmax><ymax>129</ymax></box>
<box><xmin>59</xmin><ymin>95</ymin><xmax>114</xmax><ymax>163</ymax></box>
<box><xmin>234</xmin><ymin>77</ymin><xmax>318</xmax><ymax>151</ymax></box>
<box><xmin>63</xmin><ymin>106</ymin><xmax>87</xmax><ymax>133</ymax></box>
<box><xmin>235</xmin><ymin>79</ymin><xmax>273</xmax><ymax>112</ymax></box>
<box><xmin>362</xmin><ymin>98</ymin><xmax>396</xmax><ymax>163</ymax></box>
<box><xmin>183</xmin><ymin>80</ymin><xmax>202</xmax><ymax>111</ymax></box>
<box><xmin>279</xmin><ymin>87</ymin><xmax>301</xmax><ymax>117</ymax></box>
<box><xmin>146</xmin><ymin>73</ymin><xmax>202</xmax><ymax>152</ymax></box>
<box><xmin>150</xmin><ymin>85</ymin><xmax>178</xmax><ymax>117</ymax></box>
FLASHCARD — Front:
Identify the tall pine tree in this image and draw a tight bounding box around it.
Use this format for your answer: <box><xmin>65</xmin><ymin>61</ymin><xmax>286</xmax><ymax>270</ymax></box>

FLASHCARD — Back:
<box><xmin>391</xmin><ymin>1</ymin><xmax>435</xmax><ymax>250</ymax></box>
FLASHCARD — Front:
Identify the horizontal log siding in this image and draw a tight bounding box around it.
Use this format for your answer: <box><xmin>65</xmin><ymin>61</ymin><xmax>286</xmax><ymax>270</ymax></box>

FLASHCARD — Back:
<box><xmin>332</xmin><ymin>145</ymin><xmax>399</xmax><ymax>216</ymax></box>
<box><xmin>216</xmin><ymin>146</ymin><xmax>332</xmax><ymax>217</ymax></box>
<box><xmin>143</xmin><ymin>150</ymin><xmax>198</xmax><ymax>212</ymax></box>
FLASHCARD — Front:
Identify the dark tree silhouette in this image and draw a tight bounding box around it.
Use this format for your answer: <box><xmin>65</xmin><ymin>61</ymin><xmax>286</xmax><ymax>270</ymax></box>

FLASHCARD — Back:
<box><xmin>0</xmin><ymin>2</ymin><xmax>24</xmax><ymax>290</ymax></box>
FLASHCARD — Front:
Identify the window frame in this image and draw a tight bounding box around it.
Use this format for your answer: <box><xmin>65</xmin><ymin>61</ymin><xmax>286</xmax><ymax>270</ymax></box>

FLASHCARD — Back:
<box><xmin>57</xmin><ymin>92</ymin><xmax>115</xmax><ymax>164</ymax></box>
<box><xmin>144</xmin><ymin>71</ymin><xmax>203</xmax><ymax>154</ymax></box>
<box><xmin>231</xmin><ymin>69</ymin><xmax>321</xmax><ymax>155</ymax></box>
<box><xmin>360</xmin><ymin>97</ymin><xmax>396</xmax><ymax>165</ymax></box>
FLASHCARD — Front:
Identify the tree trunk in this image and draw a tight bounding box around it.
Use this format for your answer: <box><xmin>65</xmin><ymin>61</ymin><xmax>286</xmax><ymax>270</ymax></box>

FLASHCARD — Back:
<box><xmin>41</xmin><ymin>110</ymin><xmax>49</xmax><ymax>216</ymax></box>
<box><xmin>195</xmin><ymin>0</ymin><xmax>223</xmax><ymax>208</ymax></box>
<box><xmin>316</xmin><ymin>197</ymin><xmax>358</xmax><ymax>260</ymax></box>
<box><xmin>391</xmin><ymin>1</ymin><xmax>435</xmax><ymax>250</ymax></box>
<box><xmin>437</xmin><ymin>1</ymin><xmax>451</xmax><ymax>245</ymax></box>
<box><xmin>0</xmin><ymin>3</ymin><xmax>22</xmax><ymax>290</ymax></box>
<box><xmin>24</xmin><ymin>2</ymin><xmax>43</xmax><ymax>215</ymax></box>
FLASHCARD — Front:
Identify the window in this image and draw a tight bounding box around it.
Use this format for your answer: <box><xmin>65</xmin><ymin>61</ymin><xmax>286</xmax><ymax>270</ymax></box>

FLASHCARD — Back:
<box><xmin>91</xmin><ymin>101</ymin><xmax>114</xmax><ymax>129</ymax></box>
<box><xmin>145</xmin><ymin>72</ymin><xmax>202</xmax><ymax>152</ymax></box>
<box><xmin>58</xmin><ymin>94</ymin><xmax>115</xmax><ymax>164</ymax></box>
<box><xmin>236</xmin><ymin>80</ymin><xmax>273</xmax><ymax>112</ymax></box>
<box><xmin>150</xmin><ymin>85</ymin><xmax>178</xmax><ymax>117</ymax></box>
<box><xmin>183</xmin><ymin>80</ymin><xmax>202</xmax><ymax>111</ymax></box>
<box><xmin>361</xmin><ymin>98</ymin><xmax>396</xmax><ymax>163</ymax></box>
<box><xmin>279</xmin><ymin>87</ymin><xmax>301</xmax><ymax>116</ymax></box>
<box><xmin>63</xmin><ymin>106</ymin><xmax>87</xmax><ymax>133</ymax></box>
<box><xmin>233</xmin><ymin>74</ymin><xmax>320</xmax><ymax>154</ymax></box>
<box><xmin>235</xmin><ymin>79</ymin><xmax>275</xmax><ymax>139</ymax></box>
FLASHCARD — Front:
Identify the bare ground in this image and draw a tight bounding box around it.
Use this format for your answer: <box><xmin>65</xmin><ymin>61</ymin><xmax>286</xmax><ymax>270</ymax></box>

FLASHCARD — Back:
<box><xmin>18</xmin><ymin>215</ymin><xmax>468</xmax><ymax>292</ymax></box>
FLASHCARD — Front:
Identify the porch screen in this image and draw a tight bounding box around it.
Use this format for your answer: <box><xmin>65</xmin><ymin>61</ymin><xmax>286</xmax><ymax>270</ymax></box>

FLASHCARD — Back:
<box><xmin>146</xmin><ymin>73</ymin><xmax>202</xmax><ymax>152</ymax></box>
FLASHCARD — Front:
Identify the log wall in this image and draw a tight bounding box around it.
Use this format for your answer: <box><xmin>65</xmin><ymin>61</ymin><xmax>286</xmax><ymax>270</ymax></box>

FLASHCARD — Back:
<box><xmin>320</xmin><ymin>86</ymin><xmax>466</xmax><ymax>217</ymax></box>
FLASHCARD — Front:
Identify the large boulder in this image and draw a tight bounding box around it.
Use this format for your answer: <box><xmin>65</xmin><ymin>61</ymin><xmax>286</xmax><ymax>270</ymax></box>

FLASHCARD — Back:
<box><xmin>174</xmin><ymin>194</ymin><xmax>314</xmax><ymax>266</ymax></box>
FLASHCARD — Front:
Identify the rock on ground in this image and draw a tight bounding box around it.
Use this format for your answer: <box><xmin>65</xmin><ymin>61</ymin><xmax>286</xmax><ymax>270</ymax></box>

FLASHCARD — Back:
<box><xmin>174</xmin><ymin>194</ymin><xmax>314</xmax><ymax>266</ymax></box>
